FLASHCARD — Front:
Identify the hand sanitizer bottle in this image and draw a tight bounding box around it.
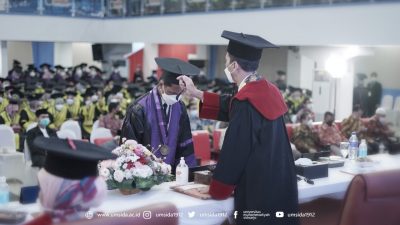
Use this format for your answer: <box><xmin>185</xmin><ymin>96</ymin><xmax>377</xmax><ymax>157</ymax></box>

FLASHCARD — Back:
<box><xmin>176</xmin><ymin>157</ymin><xmax>188</xmax><ymax>185</ymax></box>
<box><xmin>0</xmin><ymin>176</ymin><xmax>9</xmax><ymax>205</ymax></box>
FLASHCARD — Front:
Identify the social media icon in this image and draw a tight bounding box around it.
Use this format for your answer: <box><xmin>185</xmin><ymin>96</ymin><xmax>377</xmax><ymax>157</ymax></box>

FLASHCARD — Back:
<box><xmin>85</xmin><ymin>211</ymin><xmax>94</xmax><ymax>219</ymax></box>
<box><xmin>143</xmin><ymin>211</ymin><xmax>152</xmax><ymax>219</ymax></box>
<box><xmin>276</xmin><ymin>211</ymin><xmax>284</xmax><ymax>218</ymax></box>
<box><xmin>233</xmin><ymin>211</ymin><xmax>238</xmax><ymax>219</ymax></box>
<box><xmin>188</xmin><ymin>211</ymin><xmax>196</xmax><ymax>218</ymax></box>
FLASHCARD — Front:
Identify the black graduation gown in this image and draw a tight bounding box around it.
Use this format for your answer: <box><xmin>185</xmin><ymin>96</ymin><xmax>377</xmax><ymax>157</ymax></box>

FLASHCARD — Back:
<box><xmin>366</xmin><ymin>81</ymin><xmax>382</xmax><ymax>116</ymax></box>
<box><xmin>120</xmin><ymin>91</ymin><xmax>196</xmax><ymax>171</ymax></box>
<box><xmin>201</xmin><ymin>80</ymin><xmax>299</xmax><ymax>225</ymax></box>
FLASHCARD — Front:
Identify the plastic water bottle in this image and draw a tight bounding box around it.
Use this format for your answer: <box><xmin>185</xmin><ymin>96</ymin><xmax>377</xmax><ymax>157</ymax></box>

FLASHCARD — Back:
<box><xmin>176</xmin><ymin>157</ymin><xmax>188</xmax><ymax>185</ymax></box>
<box><xmin>349</xmin><ymin>132</ymin><xmax>359</xmax><ymax>160</ymax></box>
<box><xmin>0</xmin><ymin>176</ymin><xmax>9</xmax><ymax>205</ymax></box>
<box><xmin>359</xmin><ymin>139</ymin><xmax>368</xmax><ymax>158</ymax></box>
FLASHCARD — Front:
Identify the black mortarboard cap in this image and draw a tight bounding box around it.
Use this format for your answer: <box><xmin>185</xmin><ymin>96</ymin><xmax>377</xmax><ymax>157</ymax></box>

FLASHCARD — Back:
<box><xmin>55</xmin><ymin>65</ymin><xmax>65</xmax><ymax>70</ymax></box>
<box><xmin>288</xmin><ymin>86</ymin><xmax>302</xmax><ymax>94</ymax></box>
<box><xmin>40</xmin><ymin>63</ymin><xmax>51</xmax><ymax>69</ymax></box>
<box><xmin>357</xmin><ymin>73</ymin><xmax>367</xmax><ymax>80</ymax></box>
<box><xmin>221</xmin><ymin>30</ymin><xmax>277</xmax><ymax>61</ymax></box>
<box><xmin>33</xmin><ymin>137</ymin><xmax>117</xmax><ymax>179</ymax></box>
<box><xmin>155</xmin><ymin>57</ymin><xmax>200</xmax><ymax>85</ymax></box>
<box><xmin>51</xmin><ymin>93</ymin><xmax>65</xmax><ymax>99</ymax></box>
<box><xmin>277</xmin><ymin>70</ymin><xmax>286</xmax><ymax>75</ymax></box>
<box><xmin>65</xmin><ymin>91</ymin><xmax>77</xmax><ymax>97</ymax></box>
<box><xmin>35</xmin><ymin>108</ymin><xmax>49</xmax><ymax>117</ymax></box>
<box><xmin>13</xmin><ymin>60</ymin><xmax>21</xmax><ymax>65</ymax></box>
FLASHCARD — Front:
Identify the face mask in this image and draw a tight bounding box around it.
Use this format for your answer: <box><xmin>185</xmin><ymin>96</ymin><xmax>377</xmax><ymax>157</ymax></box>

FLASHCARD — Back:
<box><xmin>189</xmin><ymin>110</ymin><xmax>198</xmax><ymax>118</ymax></box>
<box><xmin>85</xmin><ymin>100</ymin><xmax>91</xmax><ymax>106</ymax></box>
<box><xmin>55</xmin><ymin>104</ymin><xmax>64</xmax><ymax>111</ymax></box>
<box><xmin>66</xmin><ymin>98</ymin><xmax>74</xmax><ymax>105</ymax></box>
<box><xmin>116</xmin><ymin>93</ymin><xmax>123</xmax><ymax>99</ymax></box>
<box><xmin>379</xmin><ymin>117</ymin><xmax>386</xmax><ymax>124</ymax></box>
<box><xmin>30</xmin><ymin>72</ymin><xmax>36</xmax><ymax>77</ymax></box>
<box><xmin>307</xmin><ymin>119</ymin><xmax>313</xmax><ymax>127</ymax></box>
<box><xmin>91</xmin><ymin>95</ymin><xmax>99</xmax><ymax>103</ymax></box>
<box><xmin>162</xmin><ymin>93</ymin><xmax>180</xmax><ymax>106</ymax></box>
<box><xmin>39</xmin><ymin>118</ymin><xmax>50</xmax><ymax>127</ymax></box>
<box><xmin>224</xmin><ymin>62</ymin><xmax>234</xmax><ymax>83</ymax></box>
<box><xmin>306</xmin><ymin>104</ymin><xmax>313</xmax><ymax>110</ymax></box>
<box><xmin>76</xmin><ymin>69</ymin><xmax>83</xmax><ymax>76</ymax></box>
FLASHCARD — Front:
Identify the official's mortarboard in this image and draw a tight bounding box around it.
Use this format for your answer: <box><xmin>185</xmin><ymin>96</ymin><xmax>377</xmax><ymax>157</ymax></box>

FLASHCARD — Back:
<box><xmin>155</xmin><ymin>57</ymin><xmax>200</xmax><ymax>85</ymax></box>
<box><xmin>33</xmin><ymin>137</ymin><xmax>117</xmax><ymax>179</ymax></box>
<box><xmin>221</xmin><ymin>30</ymin><xmax>277</xmax><ymax>61</ymax></box>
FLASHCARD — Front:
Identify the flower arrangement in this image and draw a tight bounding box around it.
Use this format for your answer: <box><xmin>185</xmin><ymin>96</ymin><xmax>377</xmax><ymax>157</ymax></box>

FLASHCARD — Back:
<box><xmin>99</xmin><ymin>139</ymin><xmax>172</xmax><ymax>194</ymax></box>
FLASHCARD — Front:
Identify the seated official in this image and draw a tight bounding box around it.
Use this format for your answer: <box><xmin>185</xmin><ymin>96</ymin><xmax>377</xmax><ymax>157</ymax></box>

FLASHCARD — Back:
<box><xmin>318</xmin><ymin>112</ymin><xmax>346</xmax><ymax>155</ymax></box>
<box><xmin>341</xmin><ymin>105</ymin><xmax>366</xmax><ymax>139</ymax></box>
<box><xmin>364</xmin><ymin>108</ymin><xmax>399</xmax><ymax>154</ymax></box>
<box><xmin>98</xmin><ymin>102</ymin><xmax>122</xmax><ymax>137</ymax></box>
<box><xmin>26</xmin><ymin>109</ymin><xmax>57</xmax><ymax>168</ymax></box>
<box><xmin>25</xmin><ymin>137</ymin><xmax>116</xmax><ymax>225</ymax></box>
<box><xmin>291</xmin><ymin>112</ymin><xmax>320</xmax><ymax>153</ymax></box>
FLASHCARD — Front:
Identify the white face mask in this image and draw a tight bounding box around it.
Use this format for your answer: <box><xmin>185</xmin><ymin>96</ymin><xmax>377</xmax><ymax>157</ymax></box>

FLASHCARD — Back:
<box><xmin>85</xmin><ymin>100</ymin><xmax>91</xmax><ymax>106</ymax></box>
<box><xmin>91</xmin><ymin>95</ymin><xmax>99</xmax><ymax>102</ymax></box>
<box><xmin>55</xmin><ymin>104</ymin><xmax>64</xmax><ymax>111</ymax></box>
<box><xmin>379</xmin><ymin>117</ymin><xmax>386</xmax><ymax>124</ymax></box>
<box><xmin>161</xmin><ymin>86</ymin><xmax>181</xmax><ymax>106</ymax></box>
<box><xmin>30</xmin><ymin>72</ymin><xmax>36</xmax><ymax>77</ymax></box>
<box><xmin>306</xmin><ymin>104</ymin><xmax>313</xmax><ymax>110</ymax></box>
<box><xmin>224</xmin><ymin>62</ymin><xmax>234</xmax><ymax>83</ymax></box>
<box><xmin>66</xmin><ymin>98</ymin><xmax>74</xmax><ymax>105</ymax></box>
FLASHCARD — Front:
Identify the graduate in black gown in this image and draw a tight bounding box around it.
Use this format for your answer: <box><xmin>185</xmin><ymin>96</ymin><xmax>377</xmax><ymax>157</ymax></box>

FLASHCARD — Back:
<box><xmin>120</xmin><ymin>57</ymin><xmax>200</xmax><ymax>171</ymax></box>
<box><xmin>178</xmin><ymin>31</ymin><xmax>299</xmax><ymax>225</ymax></box>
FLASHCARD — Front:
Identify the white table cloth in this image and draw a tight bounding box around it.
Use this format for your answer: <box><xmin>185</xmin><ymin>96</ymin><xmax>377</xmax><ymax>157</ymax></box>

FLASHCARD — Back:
<box><xmin>4</xmin><ymin>154</ymin><xmax>400</xmax><ymax>225</ymax></box>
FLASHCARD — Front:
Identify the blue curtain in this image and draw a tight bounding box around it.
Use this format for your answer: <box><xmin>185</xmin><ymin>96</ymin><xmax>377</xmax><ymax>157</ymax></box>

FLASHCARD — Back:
<box><xmin>32</xmin><ymin>42</ymin><xmax>54</xmax><ymax>69</ymax></box>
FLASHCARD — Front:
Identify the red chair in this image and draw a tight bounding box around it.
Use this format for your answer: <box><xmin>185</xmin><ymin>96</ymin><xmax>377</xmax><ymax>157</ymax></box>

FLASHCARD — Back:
<box><xmin>212</xmin><ymin>129</ymin><xmax>222</xmax><ymax>152</ymax></box>
<box><xmin>300</xmin><ymin>169</ymin><xmax>400</xmax><ymax>225</ymax></box>
<box><xmin>192</xmin><ymin>130</ymin><xmax>212</xmax><ymax>165</ymax></box>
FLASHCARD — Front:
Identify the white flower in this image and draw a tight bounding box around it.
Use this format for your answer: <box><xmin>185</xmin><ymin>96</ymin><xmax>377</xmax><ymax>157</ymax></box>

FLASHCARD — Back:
<box><xmin>99</xmin><ymin>168</ymin><xmax>110</xmax><ymax>179</ymax></box>
<box><xmin>160</xmin><ymin>163</ymin><xmax>172</xmax><ymax>175</ymax></box>
<box><xmin>113</xmin><ymin>170</ymin><xmax>125</xmax><ymax>182</ymax></box>
<box><xmin>125</xmin><ymin>170</ymin><xmax>133</xmax><ymax>179</ymax></box>
<box><xmin>122</xmin><ymin>163</ymin><xmax>128</xmax><ymax>169</ymax></box>
<box><xmin>125</xmin><ymin>140</ymin><xmax>138</xmax><ymax>146</ymax></box>
<box><xmin>132</xmin><ymin>164</ymin><xmax>153</xmax><ymax>178</ymax></box>
<box><xmin>112</xmin><ymin>146</ymin><xmax>123</xmax><ymax>155</ymax></box>
<box><xmin>127</xmin><ymin>154</ymin><xmax>140</xmax><ymax>162</ymax></box>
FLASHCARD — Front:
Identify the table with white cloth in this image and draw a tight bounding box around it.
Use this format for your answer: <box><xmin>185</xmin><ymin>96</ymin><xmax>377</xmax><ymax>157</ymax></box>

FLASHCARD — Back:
<box><xmin>5</xmin><ymin>153</ymin><xmax>400</xmax><ymax>225</ymax></box>
<box><xmin>0</xmin><ymin>152</ymin><xmax>25</xmax><ymax>181</ymax></box>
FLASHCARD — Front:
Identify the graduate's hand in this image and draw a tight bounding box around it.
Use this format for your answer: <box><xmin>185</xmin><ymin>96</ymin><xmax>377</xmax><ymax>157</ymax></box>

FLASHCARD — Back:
<box><xmin>177</xmin><ymin>75</ymin><xmax>204</xmax><ymax>101</ymax></box>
